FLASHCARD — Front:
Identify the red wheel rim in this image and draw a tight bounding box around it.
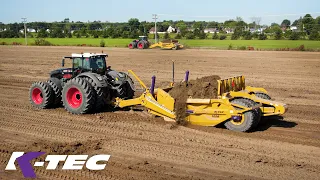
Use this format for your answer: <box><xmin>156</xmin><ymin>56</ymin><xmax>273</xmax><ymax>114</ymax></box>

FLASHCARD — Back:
<box><xmin>129</xmin><ymin>44</ymin><xmax>132</xmax><ymax>48</ymax></box>
<box><xmin>138</xmin><ymin>43</ymin><xmax>143</xmax><ymax>48</ymax></box>
<box><xmin>32</xmin><ymin>88</ymin><xmax>43</xmax><ymax>105</ymax></box>
<box><xmin>66</xmin><ymin>87</ymin><xmax>82</xmax><ymax>108</ymax></box>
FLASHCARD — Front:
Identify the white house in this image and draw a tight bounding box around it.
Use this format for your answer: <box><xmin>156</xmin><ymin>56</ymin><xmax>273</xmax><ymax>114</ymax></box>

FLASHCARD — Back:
<box><xmin>290</xmin><ymin>26</ymin><xmax>298</xmax><ymax>31</ymax></box>
<box><xmin>167</xmin><ymin>26</ymin><xmax>175</xmax><ymax>33</ymax></box>
<box><xmin>149</xmin><ymin>27</ymin><xmax>165</xmax><ymax>34</ymax></box>
<box><xmin>204</xmin><ymin>28</ymin><xmax>218</xmax><ymax>33</ymax></box>
<box><xmin>27</xmin><ymin>28</ymin><xmax>36</xmax><ymax>32</ymax></box>
<box><xmin>20</xmin><ymin>28</ymin><xmax>36</xmax><ymax>33</ymax></box>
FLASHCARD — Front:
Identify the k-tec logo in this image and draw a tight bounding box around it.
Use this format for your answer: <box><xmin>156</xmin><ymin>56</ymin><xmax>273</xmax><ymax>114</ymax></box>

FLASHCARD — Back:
<box><xmin>5</xmin><ymin>152</ymin><xmax>111</xmax><ymax>178</ymax></box>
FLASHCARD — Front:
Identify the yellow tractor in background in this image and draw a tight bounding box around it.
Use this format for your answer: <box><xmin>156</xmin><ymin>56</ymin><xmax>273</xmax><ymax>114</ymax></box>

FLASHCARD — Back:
<box><xmin>128</xmin><ymin>36</ymin><xmax>183</xmax><ymax>50</ymax></box>
<box><xmin>149</xmin><ymin>39</ymin><xmax>184</xmax><ymax>50</ymax></box>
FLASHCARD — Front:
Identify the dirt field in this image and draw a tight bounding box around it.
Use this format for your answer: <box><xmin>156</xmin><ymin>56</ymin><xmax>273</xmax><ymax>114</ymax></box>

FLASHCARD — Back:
<box><xmin>0</xmin><ymin>46</ymin><xmax>320</xmax><ymax>180</ymax></box>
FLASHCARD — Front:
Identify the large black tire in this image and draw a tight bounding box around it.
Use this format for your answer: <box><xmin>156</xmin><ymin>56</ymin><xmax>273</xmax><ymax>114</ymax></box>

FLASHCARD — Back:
<box><xmin>29</xmin><ymin>81</ymin><xmax>54</xmax><ymax>109</ymax></box>
<box><xmin>172</xmin><ymin>45</ymin><xmax>178</xmax><ymax>50</ymax></box>
<box><xmin>84</xmin><ymin>77</ymin><xmax>110</xmax><ymax>111</ymax></box>
<box><xmin>128</xmin><ymin>42</ymin><xmax>135</xmax><ymax>49</ymax></box>
<box><xmin>137</xmin><ymin>41</ymin><xmax>145</xmax><ymax>49</ymax></box>
<box><xmin>48</xmin><ymin>77</ymin><xmax>62</xmax><ymax>106</ymax></box>
<box><xmin>62</xmin><ymin>78</ymin><xmax>95</xmax><ymax>114</ymax></box>
<box><xmin>255</xmin><ymin>92</ymin><xmax>271</xmax><ymax>100</ymax></box>
<box><xmin>240</xmin><ymin>98</ymin><xmax>261</xmax><ymax>128</ymax></box>
<box><xmin>224</xmin><ymin>98</ymin><xmax>259</xmax><ymax>132</ymax></box>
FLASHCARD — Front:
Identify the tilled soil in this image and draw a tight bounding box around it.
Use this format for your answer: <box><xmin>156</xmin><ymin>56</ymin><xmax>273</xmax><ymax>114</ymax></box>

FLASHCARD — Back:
<box><xmin>0</xmin><ymin>46</ymin><xmax>320</xmax><ymax>180</ymax></box>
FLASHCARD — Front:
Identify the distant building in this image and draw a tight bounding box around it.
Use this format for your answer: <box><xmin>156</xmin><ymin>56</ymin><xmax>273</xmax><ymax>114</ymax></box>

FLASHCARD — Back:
<box><xmin>149</xmin><ymin>27</ymin><xmax>166</xmax><ymax>34</ymax></box>
<box><xmin>167</xmin><ymin>26</ymin><xmax>176</xmax><ymax>33</ymax></box>
<box><xmin>225</xmin><ymin>28</ymin><xmax>234</xmax><ymax>34</ymax></box>
<box><xmin>20</xmin><ymin>28</ymin><xmax>36</xmax><ymax>33</ymax></box>
<box><xmin>204</xmin><ymin>28</ymin><xmax>218</xmax><ymax>33</ymax></box>
<box><xmin>149</xmin><ymin>27</ymin><xmax>156</xmax><ymax>34</ymax></box>
<box><xmin>187</xmin><ymin>28</ymin><xmax>194</xmax><ymax>32</ymax></box>
<box><xmin>290</xmin><ymin>26</ymin><xmax>298</xmax><ymax>32</ymax></box>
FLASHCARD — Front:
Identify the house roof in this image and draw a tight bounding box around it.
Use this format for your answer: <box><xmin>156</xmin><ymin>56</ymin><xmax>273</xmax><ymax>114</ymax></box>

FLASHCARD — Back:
<box><xmin>149</xmin><ymin>27</ymin><xmax>155</xmax><ymax>32</ymax></box>
<box><xmin>204</xmin><ymin>28</ymin><xmax>216</xmax><ymax>31</ymax></box>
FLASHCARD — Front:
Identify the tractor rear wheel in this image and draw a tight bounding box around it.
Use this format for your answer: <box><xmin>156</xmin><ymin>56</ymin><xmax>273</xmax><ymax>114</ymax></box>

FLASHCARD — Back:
<box><xmin>62</xmin><ymin>77</ymin><xmax>95</xmax><ymax>114</ymax></box>
<box><xmin>137</xmin><ymin>41</ymin><xmax>145</xmax><ymax>49</ymax></box>
<box><xmin>48</xmin><ymin>77</ymin><xmax>62</xmax><ymax>106</ymax></box>
<box><xmin>29</xmin><ymin>82</ymin><xmax>54</xmax><ymax>109</ymax></box>
<box><xmin>128</xmin><ymin>42</ymin><xmax>135</xmax><ymax>49</ymax></box>
<box><xmin>255</xmin><ymin>92</ymin><xmax>271</xmax><ymax>100</ymax></box>
<box><xmin>224</xmin><ymin>98</ymin><xmax>259</xmax><ymax>132</ymax></box>
<box><xmin>84</xmin><ymin>77</ymin><xmax>110</xmax><ymax>112</ymax></box>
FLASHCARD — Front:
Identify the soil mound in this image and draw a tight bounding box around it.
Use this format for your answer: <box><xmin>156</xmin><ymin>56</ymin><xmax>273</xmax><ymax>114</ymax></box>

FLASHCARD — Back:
<box><xmin>168</xmin><ymin>75</ymin><xmax>221</xmax><ymax>124</ymax></box>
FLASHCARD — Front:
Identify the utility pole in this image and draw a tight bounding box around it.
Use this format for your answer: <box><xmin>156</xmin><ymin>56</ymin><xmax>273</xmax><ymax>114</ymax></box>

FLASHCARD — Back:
<box><xmin>21</xmin><ymin>18</ymin><xmax>27</xmax><ymax>45</ymax></box>
<box><xmin>152</xmin><ymin>14</ymin><xmax>158</xmax><ymax>43</ymax></box>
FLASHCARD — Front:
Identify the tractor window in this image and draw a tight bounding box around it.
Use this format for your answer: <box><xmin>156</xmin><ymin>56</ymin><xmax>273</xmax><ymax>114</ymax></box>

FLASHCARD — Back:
<box><xmin>73</xmin><ymin>57</ymin><xmax>90</xmax><ymax>69</ymax></box>
<box><xmin>90</xmin><ymin>56</ymin><xmax>106</xmax><ymax>69</ymax></box>
<box><xmin>73</xmin><ymin>58</ymin><xmax>83</xmax><ymax>68</ymax></box>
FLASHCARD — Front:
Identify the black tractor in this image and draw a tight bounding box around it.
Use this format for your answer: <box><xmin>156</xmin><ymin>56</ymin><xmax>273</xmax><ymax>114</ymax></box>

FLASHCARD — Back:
<box><xmin>128</xmin><ymin>36</ymin><xmax>150</xmax><ymax>49</ymax></box>
<box><xmin>29</xmin><ymin>53</ymin><xmax>135</xmax><ymax>114</ymax></box>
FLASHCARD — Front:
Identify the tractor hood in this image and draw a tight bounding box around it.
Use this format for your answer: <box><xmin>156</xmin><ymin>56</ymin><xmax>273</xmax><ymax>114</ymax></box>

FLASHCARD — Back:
<box><xmin>50</xmin><ymin>68</ymin><xmax>72</xmax><ymax>77</ymax></box>
<box><xmin>107</xmin><ymin>70</ymin><xmax>135</xmax><ymax>90</ymax></box>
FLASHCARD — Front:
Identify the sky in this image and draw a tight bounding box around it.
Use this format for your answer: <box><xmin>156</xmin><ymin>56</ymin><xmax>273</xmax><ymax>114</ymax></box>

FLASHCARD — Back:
<box><xmin>1</xmin><ymin>0</ymin><xmax>319</xmax><ymax>25</ymax></box>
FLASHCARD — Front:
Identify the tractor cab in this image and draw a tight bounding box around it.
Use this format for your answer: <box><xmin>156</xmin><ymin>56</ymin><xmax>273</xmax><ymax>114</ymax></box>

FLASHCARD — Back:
<box><xmin>51</xmin><ymin>53</ymin><xmax>108</xmax><ymax>79</ymax></box>
<box><xmin>138</xmin><ymin>36</ymin><xmax>148</xmax><ymax>41</ymax></box>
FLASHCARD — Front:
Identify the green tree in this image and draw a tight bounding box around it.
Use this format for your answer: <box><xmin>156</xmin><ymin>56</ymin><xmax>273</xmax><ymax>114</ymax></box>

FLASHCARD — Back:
<box><xmin>106</xmin><ymin>26</ymin><xmax>115</xmax><ymax>38</ymax></box>
<box><xmin>161</xmin><ymin>21</ymin><xmax>171</xmax><ymax>32</ymax></box>
<box><xmin>231</xmin><ymin>27</ymin><xmax>242</xmax><ymax>40</ymax></box>
<box><xmin>242</xmin><ymin>31</ymin><xmax>252</xmax><ymax>40</ymax></box>
<box><xmin>174</xmin><ymin>33</ymin><xmax>182</xmax><ymax>39</ymax></box>
<box><xmin>219</xmin><ymin>35</ymin><xmax>227</xmax><ymax>40</ymax></box>
<box><xmin>128</xmin><ymin>18</ymin><xmax>140</xmax><ymax>31</ymax></box>
<box><xmin>281</xmin><ymin>19</ymin><xmax>291</xmax><ymax>28</ymax></box>
<box><xmin>212</xmin><ymin>32</ymin><xmax>219</xmax><ymax>39</ymax></box>
<box><xmin>289</xmin><ymin>32</ymin><xmax>301</xmax><ymax>40</ymax></box>
<box><xmin>102</xmin><ymin>30</ymin><xmax>108</xmax><ymax>38</ymax></box>
<box><xmin>207</xmin><ymin>21</ymin><xmax>219</xmax><ymax>28</ymax></box>
<box><xmin>193</xmin><ymin>21</ymin><xmax>205</xmax><ymax>30</ymax></box>
<box><xmin>284</xmin><ymin>30</ymin><xmax>292</xmax><ymax>39</ymax></box>
<box><xmin>302</xmin><ymin>14</ymin><xmax>315</xmax><ymax>35</ymax></box>
<box><xmin>270</xmin><ymin>23</ymin><xmax>280</xmax><ymax>27</ymax></box>
<box><xmin>258</xmin><ymin>33</ymin><xmax>267</xmax><ymax>40</ymax></box>
<box><xmin>315</xmin><ymin>16</ymin><xmax>320</xmax><ymax>31</ymax></box>
<box><xmin>163</xmin><ymin>32</ymin><xmax>170</xmax><ymax>39</ymax></box>
<box><xmin>274</xmin><ymin>27</ymin><xmax>283</xmax><ymax>40</ymax></box>
<box><xmin>309</xmin><ymin>29</ymin><xmax>320</xmax><ymax>40</ymax></box>
<box><xmin>198</xmin><ymin>31</ymin><xmax>207</xmax><ymax>39</ymax></box>
<box><xmin>175</xmin><ymin>21</ymin><xmax>187</xmax><ymax>36</ymax></box>
<box><xmin>185</xmin><ymin>32</ymin><xmax>195</xmax><ymax>39</ymax></box>
<box><xmin>37</xmin><ymin>29</ymin><xmax>48</xmax><ymax>38</ymax></box>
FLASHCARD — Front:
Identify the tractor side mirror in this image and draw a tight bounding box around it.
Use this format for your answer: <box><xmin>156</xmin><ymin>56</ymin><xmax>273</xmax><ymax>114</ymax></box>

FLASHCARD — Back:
<box><xmin>61</xmin><ymin>59</ymin><xmax>65</xmax><ymax>67</ymax></box>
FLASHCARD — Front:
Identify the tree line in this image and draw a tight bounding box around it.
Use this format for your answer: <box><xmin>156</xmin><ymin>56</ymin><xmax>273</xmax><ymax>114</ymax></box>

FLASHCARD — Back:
<box><xmin>0</xmin><ymin>14</ymin><xmax>319</xmax><ymax>40</ymax></box>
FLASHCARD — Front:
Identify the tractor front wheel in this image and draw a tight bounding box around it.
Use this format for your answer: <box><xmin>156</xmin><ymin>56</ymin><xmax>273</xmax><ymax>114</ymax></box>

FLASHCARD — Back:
<box><xmin>62</xmin><ymin>78</ymin><xmax>95</xmax><ymax>114</ymax></box>
<box><xmin>29</xmin><ymin>82</ymin><xmax>54</xmax><ymax>109</ymax></box>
